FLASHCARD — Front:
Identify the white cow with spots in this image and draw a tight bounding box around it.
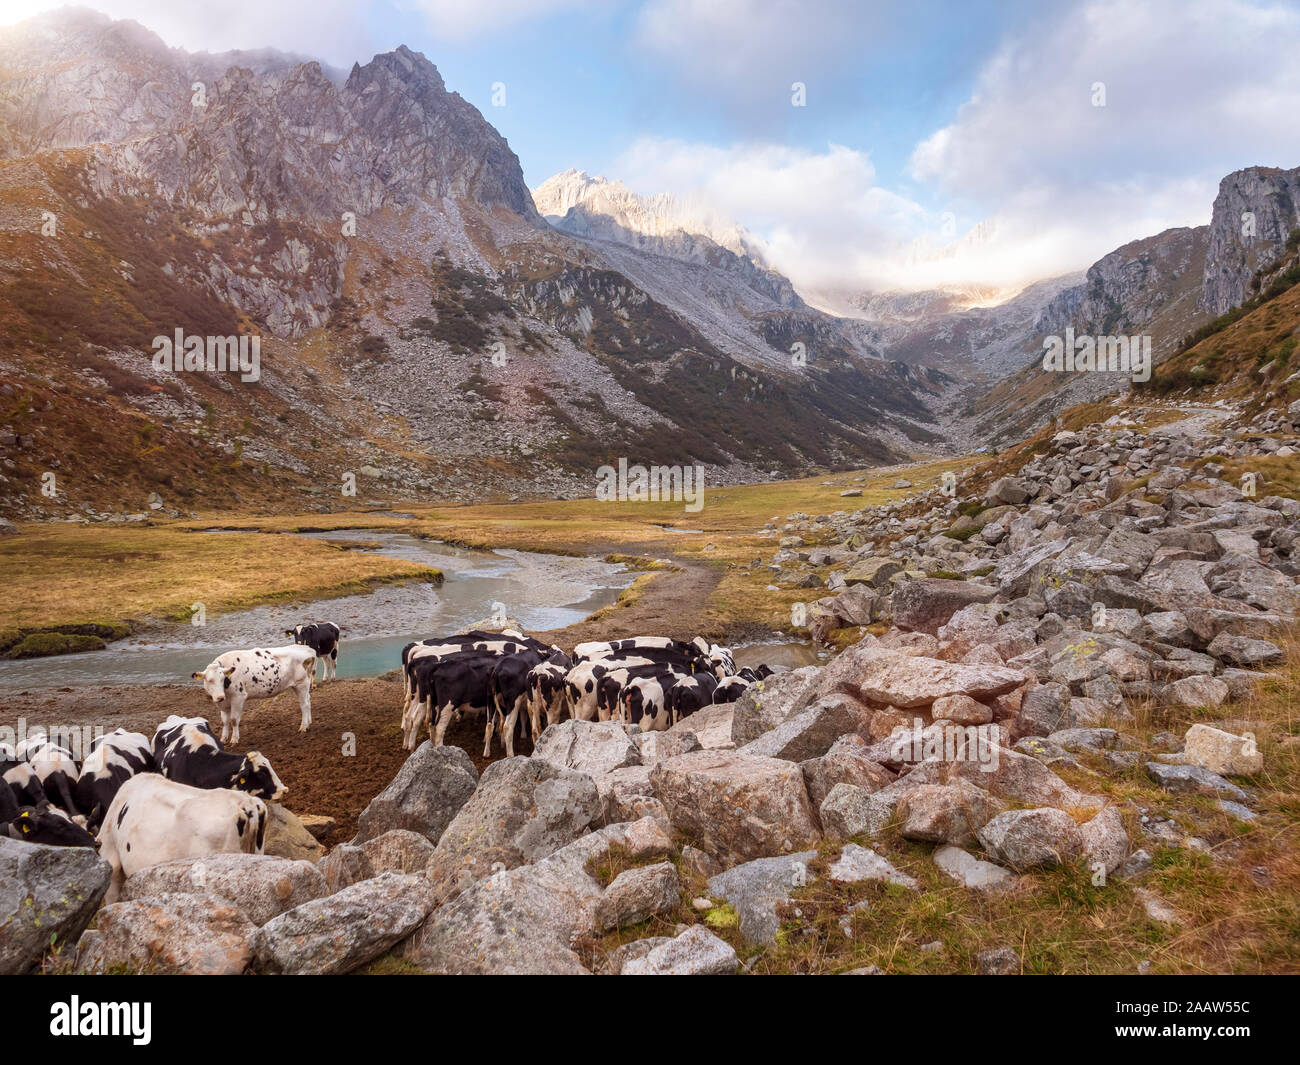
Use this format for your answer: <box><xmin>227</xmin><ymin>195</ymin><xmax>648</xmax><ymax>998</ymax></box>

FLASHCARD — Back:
<box><xmin>96</xmin><ymin>773</ymin><xmax>268</xmax><ymax>903</ymax></box>
<box><xmin>191</xmin><ymin>644</ymin><xmax>316</xmax><ymax>745</ymax></box>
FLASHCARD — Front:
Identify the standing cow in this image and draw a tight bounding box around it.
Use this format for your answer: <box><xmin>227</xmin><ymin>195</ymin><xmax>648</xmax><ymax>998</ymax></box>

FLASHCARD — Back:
<box><xmin>97</xmin><ymin>774</ymin><xmax>268</xmax><ymax>903</ymax></box>
<box><xmin>285</xmin><ymin>622</ymin><xmax>341</xmax><ymax>682</ymax></box>
<box><xmin>75</xmin><ymin>729</ymin><xmax>155</xmax><ymax>830</ymax></box>
<box><xmin>192</xmin><ymin>644</ymin><xmax>316</xmax><ymax>744</ymax></box>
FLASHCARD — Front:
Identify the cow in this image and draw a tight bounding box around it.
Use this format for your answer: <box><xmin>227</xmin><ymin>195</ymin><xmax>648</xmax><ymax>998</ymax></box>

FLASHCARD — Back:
<box><xmin>406</xmin><ymin>649</ymin><xmax>523</xmax><ymax>750</ymax></box>
<box><xmin>14</xmin><ymin>736</ymin><xmax>81</xmax><ymax>816</ymax></box>
<box><xmin>484</xmin><ymin>647</ymin><xmax>565</xmax><ymax>758</ymax></box>
<box><xmin>75</xmin><ymin>729</ymin><xmax>155</xmax><ymax>831</ymax></box>
<box><xmin>525</xmin><ymin>653</ymin><xmax>574</xmax><ymax>743</ymax></box>
<box><xmin>564</xmin><ymin>657</ymin><xmax>659</xmax><ymax>723</ymax></box>
<box><xmin>192</xmin><ymin>643</ymin><xmax>316</xmax><ymax>745</ymax></box>
<box><xmin>574</xmin><ymin>637</ymin><xmax>704</xmax><ymax>670</ymax></box>
<box><xmin>618</xmin><ymin>671</ymin><xmax>678</xmax><ymax>731</ymax></box>
<box><xmin>702</xmin><ymin>643</ymin><xmax>736</xmax><ymax>678</ymax></box>
<box><xmin>1</xmin><ymin>742</ymin><xmax>48</xmax><ymax>808</ymax></box>
<box><xmin>712</xmin><ymin>674</ymin><xmax>753</xmax><ymax>704</ymax></box>
<box><xmin>285</xmin><ymin>621</ymin><xmax>341</xmax><ymax>682</ymax></box>
<box><xmin>152</xmin><ymin>716</ymin><xmax>286</xmax><ymax>801</ymax></box>
<box><xmin>399</xmin><ymin>631</ymin><xmax>546</xmax><ymax>723</ymax></box>
<box><xmin>2</xmin><ymin>784</ymin><xmax>95</xmax><ymax>848</ymax></box>
<box><xmin>667</xmin><ymin>671</ymin><xmax>720</xmax><ymax>723</ymax></box>
<box><xmin>97</xmin><ymin>774</ymin><xmax>268</xmax><ymax>903</ymax></box>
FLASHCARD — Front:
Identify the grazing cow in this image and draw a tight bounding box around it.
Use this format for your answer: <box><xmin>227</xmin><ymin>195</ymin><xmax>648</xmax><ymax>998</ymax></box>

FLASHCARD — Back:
<box><xmin>404</xmin><ymin>652</ymin><xmax>501</xmax><ymax>750</ymax></box>
<box><xmin>667</xmin><ymin>671</ymin><xmax>719</xmax><ymax>723</ymax></box>
<box><xmin>1</xmin><ymin>784</ymin><xmax>95</xmax><ymax>848</ymax></box>
<box><xmin>14</xmin><ymin>736</ymin><xmax>81</xmax><ymax>816</ymax></box>
<box><xmin>152</xmin><ymin>716</ymin><xmax>286</xmax><ymax>801</ymax></box>
<box><xmin>702</xmin><ymin>643</ymin><xmax>736</xmax><ymax>678</ymax></box>
<box><xmin>75</xmin><ymin>729</ymin><xmax>155</xmax><ymax>830</ymax></box>
<box><xmin>1</xmin><ymin>743</ymin><xmax>48</xmax><ymax>808</ymax></box>
<box><xmin>399</xmin><ymin>631</ymin><xmax>547</xmax><ymax>722</ymax></box>
<box><xmin>192</xmin><ymin>643</ymin><xmax>316</xmax><ymax>744</ymax></box>
<box><xmin>97</xmin><ymin>774</ymin><xmax>268</xmax><ymax>903</ymax></box>
<box><xmin>285</xmin><ymin>622</ymin><xmax>341</xmax><ymax>681</ymax></box>
<box><xmin>712</xmin><ymin>674</ymin><xmax>753</xmax><ymax>704</ymax></box>
<box><xmin>575</xmin><ymin>637</ymin><xmax>705</xmax><ymax>670</ymax></box>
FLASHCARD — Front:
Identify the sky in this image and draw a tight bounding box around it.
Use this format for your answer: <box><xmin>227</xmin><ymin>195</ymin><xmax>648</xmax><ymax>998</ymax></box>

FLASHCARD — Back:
<box><xmin>7</xmin><ymin>0</ymin><xmax>1300</xmax><ymax>298</ymax></box>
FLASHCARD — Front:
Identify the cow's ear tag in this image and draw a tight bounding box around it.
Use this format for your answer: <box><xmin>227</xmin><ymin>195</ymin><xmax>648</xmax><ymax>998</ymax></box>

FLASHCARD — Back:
<box><xmin>224</xmin><ymin>667</ymin><xmax>236</xmax><ymax>677</ymax></box>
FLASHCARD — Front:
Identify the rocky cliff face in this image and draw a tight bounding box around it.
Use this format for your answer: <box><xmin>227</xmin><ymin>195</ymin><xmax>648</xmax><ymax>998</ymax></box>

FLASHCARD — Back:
<box><xmin>1201</xmin><ymin>165</ymin><xmax>1300</xmax><ymax>315</ymax></box>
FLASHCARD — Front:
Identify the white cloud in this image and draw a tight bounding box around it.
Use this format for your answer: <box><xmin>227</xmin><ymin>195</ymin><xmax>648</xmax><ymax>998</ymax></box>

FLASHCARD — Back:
<box><xmin>405</xmin><ymin>0</ymin><xmax>592</xmax><ymax>41</ymax></box>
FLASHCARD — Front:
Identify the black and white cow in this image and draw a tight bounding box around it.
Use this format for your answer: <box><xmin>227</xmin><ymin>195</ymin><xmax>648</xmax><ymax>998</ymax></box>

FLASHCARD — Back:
<box><xmin>14</xmin><ymin>736</ymin><xmax>81</xmax><ymax>816</ymax></box>
<box><xmin>285</xmin><ymin>622</ymin><xmax>341</xmax><ymax>682</ymax></box>
<box><xmin>404</xmin><ymin>651</ymin><xmax>502</xmax><ymax>750</ymax></box>
<box><xmin>400</xmin><ymin>631</ymin><xmax>548</xmax><ymax>723</ymax></box>
<box><xmin>618</xmin><ymin>669</ymin><xmax>683</xmax><ymax>731</ymax></box>
<box><xmin>564</xmin><ymin>657</ymin><xmax>659</xmax><ymax>723</ymax></box>
<box><xmin>712</xmin><ymin>674</ymin><xmax>753</xmax><ymax>704</ymax></box>
<box><xmin>1</xmin><ymin>742</ymin><xmax>48</xmax><ymax>809</ymax></box>
<box><xmin>97</xmin><ymin>774</ymin><xmax>268</xmax><ymax>903</ymax></box>
<box><xmin>485</xmin><ymin>647</ymin><xmax>566</xmax><ymax>758</ymax></box>
<box><xmin>525</xmin><ymin>652</ymin><xmax>574</xmax><ymax>743</ymax></box>
<box><xmin>192</xmin><ymin>643</ymin><xmax>317</xmax><ymax>744</ymax></box>
<box><xmin>1</xmin><ymin>783</ymin><xmax>95</xmax><ymax>848</ymax></box>
<box><xmin>75</xmin><ymin>729</ymin><xmax>155</xmax><ymax>830</ymax></box>
<box><xmin>667</xmin><ymin>671</ymin><xmax>720</xmax><ymax>723</ymax></box>
<box><xmin>152</xmin><ymin>715</ymin><xmax>286</xmax><ymax>801</ymax></box>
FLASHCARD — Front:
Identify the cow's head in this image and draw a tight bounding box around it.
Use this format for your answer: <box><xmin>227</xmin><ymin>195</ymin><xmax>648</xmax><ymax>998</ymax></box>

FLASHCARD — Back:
<box><xmin>192</xmin><ymin>664</ymin><xmax>236</xmax><ymax>703</ymax></box>
<box><xmin>285</xmin><ymin>625</ymin><xmax>306</xmax><ymax>642</ymax></box>
<box><xmin>7</xmin><ymin>802</ymin><xmax>96</xmax><ymax>848</ymax></box>
<box><xmin>232</xmin><ymin>752</ymin><xmax>286</xmax><ymax>801</ymax></box>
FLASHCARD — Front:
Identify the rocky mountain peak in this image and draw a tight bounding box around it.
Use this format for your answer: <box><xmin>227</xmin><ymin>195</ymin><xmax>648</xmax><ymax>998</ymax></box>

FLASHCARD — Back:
<box><xmin>1201</xmin><ymin>164</ymin><xmax>1300</xmax><ymax>315</ymax></box>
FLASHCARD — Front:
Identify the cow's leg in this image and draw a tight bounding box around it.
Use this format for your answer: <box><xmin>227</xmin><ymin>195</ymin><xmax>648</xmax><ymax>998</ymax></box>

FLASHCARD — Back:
<box><xmin>503</xmin><ymin>698</ymin><xmax>523</xmax><ymax>758</ymax></box>
<box><xmin>482</xmin><ymin>698</ymin><xmax>498</xmax><ymax>758</ymax></box>
<box><xmin>219</xmin><ymin>705</ymin><xmax>232</xmax><ymax>746</ymax></box>
<box><xmin>229</xmin><ymin>693</ymin><xmax>247</xmax><ymax>747</ymax></box>
<box><xmin>296</xmin><ymin>679</ymin><xmax>312</xmax><ymax>733</ymax></box>
<box><xmin>433</xmin><ymin>702</ymin><xmax>455</xmax><ymax>746</ymax></box>
<box><xmin>527</xmin><ymin>695</ymin><xmax>543</xmax><ymax>746</ymax></box>
<box><xmin>329</xmin><ymin>648</ymin><xmax>338</xmax><ymax>681</ymax></box>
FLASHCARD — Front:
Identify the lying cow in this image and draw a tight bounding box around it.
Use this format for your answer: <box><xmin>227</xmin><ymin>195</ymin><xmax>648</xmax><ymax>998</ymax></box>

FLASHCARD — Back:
<box><xmin>97</xmin><ymin>774</ymin><xmax>268</xmax><ymax>903</ymax></box>
<box><xmin>192</xmin><ymin>643</ymin><xmax>316</xmax><ymax>745</ymax></box>
<box><xmin>153</xmin><ymin>716</ymin><xmax>286</xmax><ymax>801</ymax></box>
<box><xmin>75</xmin><ymin>729</ymin><xmax>154</xmax><ymax>830</ymax></box>
<box><xmin>286</xmin><ymin>621</ymin><xmax>341</xmax><ymax>682</ymax></box>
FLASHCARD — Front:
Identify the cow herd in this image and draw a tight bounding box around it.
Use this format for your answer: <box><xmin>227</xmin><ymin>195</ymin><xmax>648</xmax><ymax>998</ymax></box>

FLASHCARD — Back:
<box><xmin>2</xmin><ymin>619</ymin><xmax>775</xmax><ymax>904</ymax></box>
<box><xmin>398</xmin><ymin>631</ymin><xmax>776</xmax><ymax>757</ymax></box>
<box><xmin>2</xmin><ymin>715</ymin><xmax>286</xmax><ymax>899</ymax></box>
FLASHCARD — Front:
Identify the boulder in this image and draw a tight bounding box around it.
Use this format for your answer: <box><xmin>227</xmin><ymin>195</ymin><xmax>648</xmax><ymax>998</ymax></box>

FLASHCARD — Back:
<box><xmin>1159</xmin><ymin>675</ymin><xmax>1230</xmax><ymax>708</ymax></box>
<box><xmin>0</xmin><ymin>839</ymin><xmax>111</xmax><ymax>974</ymax></box>
<box><xmin>1205</xmin><ymin>633</ymin><xmax>1283</xmax><ymax>667</ymax></box>
<box><xmin>253</xmin><ymin>872</ymin><xmax>433</xmax><ymax>974</ymax></box>
<box><xmin>1144</xmin><ymin>762</ymin><xmax>1249</xmax><ymax>801</ymax></box>
<box><xmin>843</xmin><ymin>557</ymin><xmax>904</xmax><ymax>589</ymax></box>
<box><xmin>353</xmin><ymin>742</ymin><xmax>479</xmax><ymax>846</ymax></box>
<box><xmin>931</xmin><ymin>693</ymin><xmax>994</xmax><ymax>725</ymax></box>
<box><xmin>532</xmin><ymin>720</ymin><xmax>642</xmax><ymax>777</ymax></box>
<box><xmin>977</xmin><ymin>809</ymin><xmax>1084</xmax><ymax>871</ymax></box>
<box><xmin>408</xmin><ymin>823</ymin><xmax>632</xmax><ymax>975</ymax></box>
<box><xmin>820</xmin><ymin>782</ymin><xmax>880</xmax><ymax>839</ymax></box>
<box><xmin>262</xmin><ymin>803</ymin><xmax>325</xmax><ymax>862</ymax></box>
<box><xmin>75</xmin><ymin>894</ymin><xmax>255</xmax><ymax>975</ymax></box>
<box><xmin>737</xmin><ymin>695</ymin><xmax>869</xmax><ymax>761</ymax></box>
<box><xmin>707</xmin><ymin>850</ymin><xmax>818</xmax><ymax>944</ymax></box>
<box><xmin>595</xmin><ymin>764</ymin><xmax>667</xmax><ymax>824</ymax></box>
<box><xmin>122</xmin><ymin>853</ymin><xmax>326</xmax><ymax>926</ymax></box>
<box><xmin>595</xmin><ymin>862</ymin><xmax>680</xmax><ymax>932</ymax></box>
<box><xmin>426</xmin><ymin>757</ymin><xmax>601</xmax><ymax>904</ymax></box>
<box><xmin>360</xmin><ymin>829</ymin><xmax>438</xmax><ymax>875</ymax></box>
<box><xmin>668</xmin><ymin>703</ymin><xmax>735</xmax><ymax>749</ymax></box>
<box><xmin>857</xmin><ymin>651</ymin><xmax>1025</xmax><ymax>708</ymax></box>
<box><xmin>896</xmin><ymin>779</ymin><xmax>1005</xmax><ymax>845</ymax></box>
<box><xmin>985</xmin><ymin>476</ymin><xmax>1030</xmax><ymax>506</ymax></box>
<box><xmin>800</xmin><ymin>734</ymin><xmax>895</xmax><ymax>807</ymax></box>
<box><xmin>651</xmin><ymin>750</ymin><xmax>820</xmax><ymax>866</ymax></box>
<box><xmin>893</xmin><ymin>578</ymin><xmax>998</xmax><ymax>635</ymax></box>
<box><xmin>620</xmin><ymin>925</ymin><xmax>739</xmax><ymax>975</ymax></box>
<box><xmin>729</xmin><ymin>668</ymin><xmax>818</xmax><ymax>746</ymax></box>
<box><xmin>1182</xmin><ymin>724</ymin><xmax>1263</xmax><ymax>777</ymax></box>
<box><xmin>1079</xmin><ymin>805</ymin><xmax>1129</xmax><ymax>875</ymax></box>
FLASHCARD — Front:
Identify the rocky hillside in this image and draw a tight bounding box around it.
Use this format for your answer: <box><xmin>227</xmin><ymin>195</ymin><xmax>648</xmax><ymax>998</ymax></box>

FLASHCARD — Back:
<box><xmin>0</xmin><ymin>10</ymin><xmax>953</xmax><ymax>522</ymax></box>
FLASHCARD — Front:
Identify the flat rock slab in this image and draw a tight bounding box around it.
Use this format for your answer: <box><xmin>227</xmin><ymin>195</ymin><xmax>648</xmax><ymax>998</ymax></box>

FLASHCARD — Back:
<box><xmin>932</xmin><ymin>845</ymin><xmax>1017</xmax><ymax>894</ymax></box>
<box><xmin>858</xmin><ymin>651</ymin><xmax>1025</xmax><ymax>709</ymax></box>
<box><xmin>253</xmin><ymin>872</ymin><xmax>433</xmax><ymax>975</ymax></box>
<box><xmin>707</xmin><ymin>850</ymin><xmax>818</xmax><ymax>944</ymax></box>
<box><xmin>1145</xmin><ymin>762</ymin><xmax>1249</xmax><ymax>802</ymax></box>
<box><xmin>620</xmin><ymin>925</ymin><xmax>739</xmax><ymax>975</ymax></box>
<box><xmin>828</xmin><ymin>844</ymin><xmax>919</xmax><ymax>890</ymax></box>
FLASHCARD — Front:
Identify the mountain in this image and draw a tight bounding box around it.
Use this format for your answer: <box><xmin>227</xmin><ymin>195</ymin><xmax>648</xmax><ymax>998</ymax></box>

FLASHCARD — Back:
<box><xmin>1201</xmin><ymin>165</ymin><xmax>1300</xmax><ymax>315</ymax></box>
<box><xmin>0</xmin><ymin>10</ymin><xmax>951</xmax><ymax>521</ymax></box>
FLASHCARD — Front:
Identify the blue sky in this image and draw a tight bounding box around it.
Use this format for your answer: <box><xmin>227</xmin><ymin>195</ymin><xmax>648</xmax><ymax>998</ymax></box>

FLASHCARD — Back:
<box><xmin>10</xmin><ymin>0</ymin><xmax>1300</xmax><ymax>294</ymax></box>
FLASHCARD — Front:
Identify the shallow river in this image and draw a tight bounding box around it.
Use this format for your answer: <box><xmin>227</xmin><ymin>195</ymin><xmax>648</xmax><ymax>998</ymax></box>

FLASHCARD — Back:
<box><xmin>0</xmin><ymin>531</ymin><xmax>636</xmax><ymax>690</ymax></box>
